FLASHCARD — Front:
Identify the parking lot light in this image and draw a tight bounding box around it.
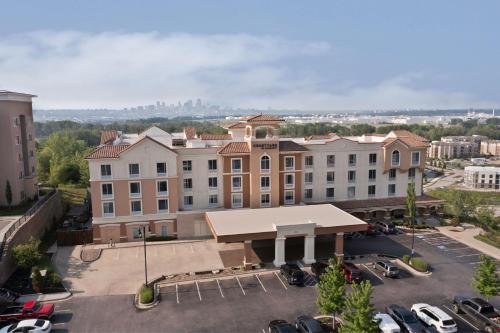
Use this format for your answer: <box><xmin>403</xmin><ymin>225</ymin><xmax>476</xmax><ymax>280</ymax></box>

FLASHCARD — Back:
<box><xmin>137</xmin><ymin>226</ymin><xmax>149</xmax><ymax>285</ymax></box>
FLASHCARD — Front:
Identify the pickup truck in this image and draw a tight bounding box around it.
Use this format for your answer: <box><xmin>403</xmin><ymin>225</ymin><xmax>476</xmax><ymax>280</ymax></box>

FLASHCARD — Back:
<box><xmin>452</xmin><ymin>296</ymin><xmax>500</xmax><ymax>333</ymax></box>
<box><xmin>0</xmin><ymin>300</ymin><xmax>54</xmax><ymax>323</ymax></box>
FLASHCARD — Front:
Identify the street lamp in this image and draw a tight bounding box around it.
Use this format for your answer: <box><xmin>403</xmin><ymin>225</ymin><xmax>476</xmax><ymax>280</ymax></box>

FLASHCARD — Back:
<box><xmin>137</xmin><ymin>226</ymin><xmax>148</xmax><ymax>285</ymax></box>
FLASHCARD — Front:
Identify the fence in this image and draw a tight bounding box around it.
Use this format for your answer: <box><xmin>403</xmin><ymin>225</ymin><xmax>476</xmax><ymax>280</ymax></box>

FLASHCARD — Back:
<box><xmin>56</xmin><ymin>229</ymin><xmax>93</xmax><ymax>246</ymax></box>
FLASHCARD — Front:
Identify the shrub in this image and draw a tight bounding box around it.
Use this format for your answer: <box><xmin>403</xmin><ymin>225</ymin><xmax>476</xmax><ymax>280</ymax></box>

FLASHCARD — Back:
<box><xmin>13</xmin><ymin>238</ymin><xmax>42</xmax><ymax>269</ymax></box>
<box><xmin>31</xmin><ymin>267</ymin><xmax>44</xmax><ymax>293</ymax></box>
<box><xmin>145</xmin><ymin>235</ymin><xmax>177</xmax><ymax>242</ymax></box>
<box><xmin>139</xmin><ymin>285</ymin><xmax>154</xmax><ymax>304</ymax></box>
<box><xmin>45</xmin><ymin>270</ymin><xmax>62</xmax><ymax>288</ymax></box>
<box><xmin>402</xmin><ymin>255</ymin><xmax>411</xmax><ymax>264</ymax></box>
<box><xmin>410</xmin><ymin>258</ymin><xmax>429</xmax><ymax>272</ymax></box>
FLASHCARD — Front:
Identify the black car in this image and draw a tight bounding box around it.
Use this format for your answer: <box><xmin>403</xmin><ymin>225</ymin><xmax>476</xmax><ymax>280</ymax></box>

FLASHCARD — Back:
<box><xmin>280</xmin><ymin>263</ymin><xmax>305</xmax><ymax>285</ymax></box>
<box><xmin>311</xmin><ymin>261</ymin><xmax>328</xmax><ymax>278</ymax></box>
<box><xmin>386</xmin><ymin>304</ymin><xmax>426</xmax><ymax>333</ymax></box>
<box><xmin>268</xmin><ymin>319</ymin><xmax>299</xmax><ymax>333</ymax></box>
<box><xmin>295</xmin><ymin>315</ymin><xmax>326</xmax><ymax>333</ymax></box>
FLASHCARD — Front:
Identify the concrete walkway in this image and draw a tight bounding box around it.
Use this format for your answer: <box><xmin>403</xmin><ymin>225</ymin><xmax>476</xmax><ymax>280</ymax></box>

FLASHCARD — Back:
<box><xmin>436</xmin><ymin>226</ymin><xmax>500</xmax><ymax>260</ymax></box>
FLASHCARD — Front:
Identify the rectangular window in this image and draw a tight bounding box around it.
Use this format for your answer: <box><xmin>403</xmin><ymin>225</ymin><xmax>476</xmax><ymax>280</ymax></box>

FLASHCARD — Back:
<box><xmin>129</xmin><ymin>182</ymin><xmax>141</xmax><ymax>197</ymax></box>
<box><xmin>284</xmin><ymin>190</ymin><xmax>294</xmax><ymax>204</ymax></box>
<box><xmin>347</xmin><ymin>186</ymin><xmax>356</xmax><ymax>199</ymax></box>
<box><xmin>326</xmin><ymin>187</ymin><xmax>334</xmax><ymax>199</ymax></box>
<box><xmin>285</xmin><ymin>156</ymin><xmax>295</xmax><ymax>171</ymax></box>
<box><xmin>348</xmin><ymin>154</ymin><xmax>357</xmax><ymax>167</ymax></box>
<box><xmin>101</xmin><ymin>183</ymin><xmax>113</xmax><ymax>198</ymax></box>
<box><xmin>408</xmin><ymin>168</ymin><xmax>416</xmax><ymax>178</ymax></box>
<box><xmin>232</xmin><ymin>176</ymin><xmax>242</xmax><ymax>191</ymax></box>
<box><xmin>156</xmin><ymin>162</ymin><xmax>167</xmax><ymax>176</ymax></box>
<box><xmin>183</xmin><ymin>178</ymin><xmax>193</xmax><ymax>191</ymax></box>
<box><xmin>304</xmin><ymin>172</ymin><xmax>313</xmax><ymax>184</ymax></box>
<box><xmin>261</xmin><ymin>176</ymin><xmax>270</xmax><ymax>191</ymax></box>
<box><xmin>305</xmin><ymin>156</ymin><xmax>313</xmax><ymax>168</ymax></box>
<box><xmin>184</xmin><ymin>195</ymin><xmax>193</xmax><ymax>208</ymax></box>
<box><xmin>326</xmin><ymin>171</ymin><xmax>335</xmax><ymax>184</ymax></box>
<box><xmin>157</xmin><ymin>180</ymin><xmax>168</xmax><ymax>195</ymax></box>
<box><xmin>388</xmin><ymin>184</ymin><xmax>396</xmax><ymax>196</ymax></box>
<box><xmin>158</xmin><ymin>199</ymin><xmax>169</xmax><ymax>212</ymax></box>
<box><xmin>208</xmin><ymin>194</ymin><xmax>218</xmax><ymax>207</ymax></box>
<box><xmin>208</xmin><ymin>177</ymin><xmax>218</xmax><ymax>189</ymax></box>
<box><xmin>348</xmin><ymin>170</ymin><xmax>356</xmax><ymax>183</ymax></box>
<box><xmin>304</xmin><ymin>188</ymin><xmax>313</xmax><ymax>199</ymax></box>
<box><xmin>389</xmin><ymin>168</ymin><xmax>396</xmax><ymax>181</ymax></box>
<box><xmin>232</xmin><ymin>193</ymin><xmax>243</xmax><ymax>208</ymax></box>
<box><xmin>285</xmin><ymin>174</ymin><xmax>294</xmax><ymax>188</ymax></box>
<box><xmin>368</xmin><ymin>185</ymin><xmax>376</xmax><ymax>197</ymax></box>
<box><xmin>16</xmin><ymin>136</ymin><xmax>20</xmax><ymax>145</ymax></box>
<box><xmin>208</xmin><ymin>159</ymin><xmax>218</xmax><ymax>171</ymax></box>
<box><xmin>161</xmin><ymin>225</ymin><xmax>168</xmax><ymax>237</ymax></box>
<box><xmin>129</xmin><ymin>163</ymin><xmax>140</xmax><ymax>177</ymax></box>
<box><xmin>100</xmin><ymin>164</ymin><xmax>112</xmax><ymax>179</ymax></box>
<box><xmin>102</xmin><ymin>202</ymin><xmax>114</xmax><ymax>217</ymax></box>
<box><xmin>327</xmin><ymin>155</ymin><xmax>335</xmax><ymax>168</ymax></box>
<box><xmin>369</xmin><ymin>153</ymin><xmax>377</xmax><ymax>165</ymax></box>
<box><xmin>231</xmin><ymin>158</ymin><xmax>242</xmax><ymax>173</ymax></box>
<box><xmin>28</xmin><ymin>134</ymin><xmax>32</xmax><ymax>141</ymax></box>
<box><xmin>369</xmin><ymin>169</ymin><xmax>376</xmax><ymax>181</ymax></box>
<box><xmin>133</xmin><ymin>228</ymin><xmax>142</xmax><ymax>239</ymax></box>
<box><xmin>261</xmin><ymin>193</ymin><xmax>271</xmax><ymax>207</ymax></box>
<box><xmin>182</xmin><ymin>160</ymin><xmax>192</xmax><ymax>173</ymax></box>
<box><xmin>411</xmin><ymin>152</ymin><xmax>420</xmax><ymax>165</ymax></box>
<box><xmin>130</xmin><ymin>200</ymin><xmax>142</xmax><ymax>215</ymax></box>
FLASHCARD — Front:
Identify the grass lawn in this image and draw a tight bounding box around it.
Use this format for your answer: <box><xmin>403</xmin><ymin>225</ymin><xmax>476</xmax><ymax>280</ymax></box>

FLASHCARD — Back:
<box><xmin>475</xmin><ymin>232</ymin><xmax>500</xmax><ymax>249</ymax></box>
<box><xmin>427</xmin><ymin>188</ymin><xmax>500</xmax><ymax>205</ymax></box>
<box><xmin>59</xmin><ymin>185</ymin><xmax>87</xmax><ymax>206</ymax></box>
<box><xmin>0</xmin><ymin>199</ymin><xmax>36</xmax><ymax>216</ymax></box>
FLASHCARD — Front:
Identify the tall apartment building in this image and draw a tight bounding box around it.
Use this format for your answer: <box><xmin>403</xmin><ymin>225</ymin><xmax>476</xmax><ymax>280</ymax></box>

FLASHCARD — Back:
<box><xmin>0</xmin><ymin>91</ymin><xmax>38</xmax><ymax>207</ymax></box>
<box><xmin>464</xmin><ymin>166</ymin><xmax>500</xmax><ymax>190</ymax></box>
<box><xmin>480</xmin><ymin>140</ymin><xmax>500</xmax><ymax>157</ymax></box>
<box><xmin>428</xmin><ymin>135</ymin><xmax>487</xmax><ymax>159</ymax></box>
<box><xmin>86</xmin><ymin>115</ymin><xmax>438</xmax><ymax>244</ymax></box>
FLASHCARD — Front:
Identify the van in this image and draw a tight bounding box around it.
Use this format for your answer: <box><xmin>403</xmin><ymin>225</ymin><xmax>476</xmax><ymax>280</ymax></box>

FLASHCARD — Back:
<box><xmin>375</xmin><ymin>221</ymin><xmax>397</xmax><ymax>234</ymax></box>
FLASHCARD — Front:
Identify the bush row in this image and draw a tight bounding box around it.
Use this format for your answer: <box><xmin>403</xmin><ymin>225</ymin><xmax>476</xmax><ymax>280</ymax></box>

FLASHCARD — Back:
<box><xmin>401</xmin><ymin>255</ymin><xmax>429</xmax><ymax>272</ymax></box>
<box><xmin>139</xmin><ymin>285</ymin><xmax>154</xmax><ymax>304</ymax></box>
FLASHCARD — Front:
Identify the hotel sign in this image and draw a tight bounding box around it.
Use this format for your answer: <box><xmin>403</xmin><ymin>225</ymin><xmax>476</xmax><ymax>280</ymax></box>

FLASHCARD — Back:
<box><xmin>252</xmin><ymin>143</ymin><xmax>277</xmax><ymax>150</ymax></box>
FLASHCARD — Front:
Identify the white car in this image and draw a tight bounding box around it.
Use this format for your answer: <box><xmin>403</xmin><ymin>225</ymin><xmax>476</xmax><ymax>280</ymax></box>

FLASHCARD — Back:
<box><xmin>411</xmin><ymin>303</ymin><xmax>457</xmax><ymax>333</ymax></box>
<box><xmin>0</xmin><ymin>319</ymin><xmax>52</xmax><ymax>333</ymax></box>
<box><xmin>374</xmin><ymin>312</ymin><xmax>401</xmax><ymax>333</ymax></box>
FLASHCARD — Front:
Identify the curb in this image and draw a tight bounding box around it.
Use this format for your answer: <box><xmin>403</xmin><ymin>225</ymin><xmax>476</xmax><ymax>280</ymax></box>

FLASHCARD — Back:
<box><xmin>16</xmin><ymin>291</ymin><xmax>72</xmax><ymax>303</ymax></box>
<box><xmin>394</xmin><ymin>258</ymin><xmax>432</xmax><ymax>277</ymax></box>
<box><xmin>80</xmin><ymin>247</ymin><xmax>102</xmax><ymax>263</ymax></box>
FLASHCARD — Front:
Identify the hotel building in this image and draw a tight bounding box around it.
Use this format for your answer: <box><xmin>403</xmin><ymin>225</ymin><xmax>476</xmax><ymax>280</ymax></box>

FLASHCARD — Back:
<box><xmin>464</xmin><ymin>166</ymin><xmax>500</xmax><ymax>190</ymax></box>
<box><xmin>480</xmin><ymin>140</ymin><xmax>500</xmax><ymax>157</ymax></box>
<box><xmin>428</xmin><ymin>135</ymin><xmax>487</xmax><ymax>160</ymax></box>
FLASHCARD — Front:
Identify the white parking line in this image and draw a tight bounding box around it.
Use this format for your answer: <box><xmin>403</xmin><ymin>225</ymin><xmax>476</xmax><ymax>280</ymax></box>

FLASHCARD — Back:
<box><xmin>135</xmin><ymin>247</ymin><xmax>139</xmax><ymax>258</ymax></box>
<box><xmin>195</xmin><ymin>281</ymin><xmax>202</xmax><ymax>301</ymax></box>
<box><xmin>442</xmin><ymin>305</ymin><xmax>480</xmax><ymax>331</ymax></box>
<box><xmin>173</xmin><ymin>245</ymin><xmax>176</xmax><ymax>255</ymax></box>
<box><xmin>262</xmin><ymin>329</ymin><xmax>266</xmax><ymax>333</ymax></box>
<box><xmin>274</xmin><ymin>271</ymin><xmax>288</xmax><ymax>290</ymax></box>
<box><xmin>455</xmin><ymin>253</ymin><xmax>481</xmax><ymax>258</ymax></box>
<box><xmin>154</xmin><ymin>246</ymin><xmax>158</xmax><ymax>257</ymax></box>
<box><xmin>175</xmin><ymin>283</ymin><xmax>179</xmax><ymax>304</ymax></box>
<box><xmin>236</xmin><ymin>276</ymin><xmax>246</xmax><ymax>296</ymax></box>
<box><xmin>216</xmin><ymin>279</ymin><xmax>225</xmax><ymax>298</ymax></box>
<box><xmin>361</xmin><ymin>264</ymin><xmax>384</xmax><ymax>283</ymax></box>
<box><xmin>190</xmin><ymin>244</ymin><xmax>195</xmax><ymax>253</ymax></box>
<box><xmin>443</xmin><ymin>247</ymin><xmax>470</xmax><ymax>252</ymax></box>
<box><xmin>468</xmin><ymin>261</ymin><xmax>481</xmax><ymax>265</ymax></box>
<box><xmin>114</xmin><ymin>249</ymin><xmax>120</xmax><ymax>260</ymax></box>
<box><xmin>256</xmin><ymin>274</ymin><xmax>267</xmax><ymax>293</ymax></box>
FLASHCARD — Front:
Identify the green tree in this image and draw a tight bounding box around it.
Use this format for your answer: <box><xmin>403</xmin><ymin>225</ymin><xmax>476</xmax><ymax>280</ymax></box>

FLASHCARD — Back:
<box><xmin>340</xmin><ymin>281</ymin><xmax>379</xmax><ymax>333</ymax></box>
<box><xmin>317</xmin><ymin>258</ymin><xmax>347</xmax><ymax>328</ymax></box>
<box><xmin>476</xmin><ymin>206</ymin><xmax>497</xmax><ymax>232</ymax></box>
<box><xmin>447</xmin><ymin>190</ymin><xmax>478</xmax><ymax>226</ymax></box>
<box><xmin>472</xmin><ymin>255</ymin><xmax>500</xmax><ymax>300</ymax></box>
<box><xmin>31</xmin><ymin>267</ymin><xmax>44</xmax><ymax>293</ymax></box>
<box><xmin>406</xmin><ymin>180</ymin><xmax>417</xmax><ymax>257</ymax></box>
<box><xmin>13</xmin><ymin>237</ymin><xmax>42</xmax><ymax>270</ymax></box>
<box><xmin>5</xmin><ymin>180</ymin><xmax>12</xmax><ymax>208</ymax></box>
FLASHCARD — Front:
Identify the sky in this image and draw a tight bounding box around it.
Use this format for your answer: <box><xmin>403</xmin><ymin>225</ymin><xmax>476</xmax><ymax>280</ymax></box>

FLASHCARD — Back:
<box><xmin>1</xmin><ymin>0</ymin><xmax>499</xmax><ymax>110</ymax></box>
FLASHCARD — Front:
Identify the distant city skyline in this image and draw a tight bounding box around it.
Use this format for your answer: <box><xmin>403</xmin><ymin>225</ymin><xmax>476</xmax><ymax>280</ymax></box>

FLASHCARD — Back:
<box><xmin>1</xmin><ymin>1</ymin><xmax>500</xmax><ymax>110</ymax></box>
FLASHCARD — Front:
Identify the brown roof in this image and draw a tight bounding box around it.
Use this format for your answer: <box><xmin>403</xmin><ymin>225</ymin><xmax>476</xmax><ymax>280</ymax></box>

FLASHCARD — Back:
<box><xmin>218</xmin><ymin>142</ymin><xmax>250</xmax><ymax>154</ymax></box>
<box><xmin>100</xmin><ymin>130</ymin><xmax>118</xmax><ymax>145</ymax></box>
<box><xmin>226</xmin><ymin>122</ymin><xmax>247</xmax><ymax>129</ymax></box>
<box><xmin>384</xmin><ymin>130</ymin><xmax>429</xmax><ymax>148</ymax></box>
<box><xmin>245</xmin><ymin>115</ymin><xmax>284</xmax><ymax>122</ymax></box>
<box><xmin>279</xmin><ymin>141</ymin><xmax>308</xmax><ymax>152</ymax></box>
<box><xmin>184</xmin><ymin>127</ymin><xmax>197</xmax><ymax>139</ymax></box>
<box><xmin>86</xmin><ymin>145</ymin><xmax>130</xmax><ymax>159</ymax></box>
<box><xmin>200</xmin><ymin>134</ymin><xmax>232</xmax><ymax>140</ymax></box>
<box><xmin>305</xmin><ymin>133</ymin><xmax>336</xmax><ymax>141</ymax></box>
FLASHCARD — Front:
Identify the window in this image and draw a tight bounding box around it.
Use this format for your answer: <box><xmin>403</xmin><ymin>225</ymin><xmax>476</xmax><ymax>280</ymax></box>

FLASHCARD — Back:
<box><xmin>305</xmin><ymin>156</ymin><xmax>314</xmax><ymax>168</ymax></box>
<box><xmin>183</xmin><ymin>178</ymin><xmax>193</xmax><ymax>191</ymax></box>
<box><xmin>388</xmin><ymin>184</ymin><xmax>396</xmax><ymax>196</ymax></box>
<box><xmin>347</xmin><ymin>186</ymin><xmax>356</xmax><ymax>199</ymax></box>
<box><xmin>184</xmin><ymin>195</ymin><xmax>193</xmax><ymax>208</ymax></box>
<box><xmin>369</xmin><ymin>169</ymin><xmax>376</xmax><ymax>181</ymax></box>
<box><xmin>18</xmin><ymin>153</ymin><xmax>22</xmax><ymax>161</ymax></box>
<box><xmin>208</xmin><ymin>159</ymin><xmax>217</xmax><ymax>171</ymax></box>
<box><xmin>133</xmin><ymin>228</ymin><xmax>142</xmax><ymax>239</ymax></box>
<box><xmin>157</xmin><ymin>180</ymin><xmax>168</xmax><ymax>195</ymax></box>
<box><xmin>348</xmin><ymin>154</ymin><xmax>357</xmax><ymax>167</ymax></box>
<box><xmin>261</xmin><ymin>193</ymin><xmax>271</xmax><ymax>207</ymax></box>
<box><xmin>29</xmin><ymin>150</ymin><xmax>33</xmax><ymax>157</ymax></box>
<box><xmin>182</xmin><ymin>160</ymin><xmax>192</xmax><ymax>173</ymax></box>
<box><xmin>261</xmin><ymin>176</ymin><xmax>270</xmax><ymax>191</ymax></box>
<box><xmin>304</xmin><ymin>188</ymin><xmax>313</xmax><ymax>199</ymax></box>
<box><xmin>348</xmin><ymin>170</ymin><xmax>356</xmax><ymax>183</ymax></box>
<box><xmin>232</xmin><ymin>176</ymin><xmax>242</xmax><ymax>191</ymax></box>
<box><xmin>161</xmin><ymin>225</ymin><xmax>168</xmax><ymax>237</ymax></box>
<box><xmin>28</xmin><ymin>133</ymin><xmax>32</xmax><ymax>141</ymax></box>
<box><xmin>285</xmin><ymin>156</ymin><xmax>295</xmax><ymax>171</ymax></box>
<box><xmin>285</xmin><ymin>174</ymin><xmax>294</xmax><ymax>188</ymax></box>
<box><xmin>16</xmin><ymin>136</ymin><xmax>20</xmax><ymax>145</ymax></box>
<box><xmin>411</xmin><ymin>152</ymin><xmax>420</xmax><ymax>165</ymax></box>
<box><xmin>232</xmin><ymin>158</ymin><xmax>242</xmax><ymax>173</ymax></box>
<box><xmin>304</xmin><ymin>172</ymin><xmax>313</xmax><ymax>184</ymax></box>
<box><xmin>368</xmin><ymin>185</ymin><xmax>376</xmax><ymax>197</ymax></box>
<box><xmin>19</xmin><ymin>171</ymin><xmax>23</xmax><ymax>179</ymax></box>
<box><xmin>284</xmin><ymin>190</ymin><xmax>294</xmax><ymax>204</ymax></box>
<box><xmin>208</xmin><ymin>194</ymin><xmax>218</xmax><ymax>207</ymax></box>
<box><xmin>208</xmin><ymin>177</ymin><xmax>218</xmax><ymax>189</ymax></box>
<box><xmin>31</xmin><ymin>166</ymin><xmax>35</xmax><ymax>175</ymax></box>
<box><xmin>129</xmin><ymin>163</ymin><xmax>140</xmax><ymax>177</ymax></box>
<box><xmin>101</xmin><ymin>183</ymin><xmax>113</xmax><ymax>198</ymax></box>
<box><xmin>369</xmin><ymin>153</ymin><xmax>377</xmax><ymax>165</ymax></box>
<box><xmin>327</xmin><ymin>155</ymin><xmax>335</xmax><ymax>167</ymax></box>
<box><xmin>408</xmin><ymin>168</ymin><xmax>416</xmax><ymax>179</ymax></box>
<box><xmin>156</xmin><ymin>162</ymin><xmax>167</xmax><ymax>176</ymax></box>
<box><xmin>100</xmin><ymin>164</ymin><xmax>112</xmax><ymax>178</ymax></box>
<box><xmin>389</xmin><ymin>168</ymin><xmax>396</xmax><ymax>181</ymax></box>
<box><xmin>392</xmin><ymin>150</ymin><xmax>400</xmax><ymax>166</ymax></box>
<box><xmin>130</xmin><ymin>200</ymin><xmax>142</xmax><ymax>215</ymax></box>
<box><xmin>102</xmin><ymin>202</ymin><xmax>114</xmax><ymax>217</ymax></box>
<box><xmin>129</xmin><ymin>182</ymin><xmax>141</xmax><ymax>197</ymax></box>
<box><xmin>158</xmin><ymin>199</ymin><xmax>169</xmax><ymax>212</ymax></box>
<box><xmin>326</xmin><ymin>187</ymin><xmax>334</xmax><ymax>199</ymax></box>
<box><xmin>326</xmin><ymin>171</ymin><xmax>335</xmax><ymax>184</ymax></box>
<box><xmin>232</xmin><ymin>193</ymin><xmax>243</xmax><ymax>208</ymax></box>
<box><xmin>260</xmin><ymin>155</ymin><xmax>270</xmax><ymax>172</ymax></box>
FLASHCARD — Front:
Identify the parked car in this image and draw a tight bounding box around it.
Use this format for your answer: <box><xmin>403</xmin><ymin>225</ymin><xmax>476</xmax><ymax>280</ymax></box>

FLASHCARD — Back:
<box><xmin>268</xmin><ymin>319</ymin><xmax>299</xmax><ymax>333</ymax></box>
<box><xmin>366</xmin><ymin>223</ymin><xmax>378</xmax><ymax>236</ymax></box>
<box><xmin>374</xmin><ymin>312</ymin><xmax>401</xmax><ymax>333</ymax></box>
<box><xmin>280</xmin><ymin>263</ymin><xmax>305</xmax><ymax>286</ymax></box>
<box><xmin>0</xmin><ymin>319</ymin><xmax>52</xmax><ymax>333</ymax></box>
<box><xmin>411</xmin><ymin>303</ymin><xmax>457</xmax><ymax>333</ymax></box>
<box><xmin>0</xmin><ymin>301</ymin><xmax>55</xmax><ymax>323</ymax></box>
<box><xmin>386</xmin><ymin>304</ymin><xmax>427</xmax><ymax>333</ymax></box>
<box><xmin>311</xmin><ymin>261</ymin><xmax>328</xmax><ymax>279</ymax></box>
<box><xmin>295</xmin><ymin>315</ymin><xmax>326</xmax><ymax>333</ymax></box>
<box><xmin>341</xmin><ymin>262</ymin><xmax>363</xmax><ymax>283</ymax></box>
<box><xmin>452</xmin><ymin>296</ymin><xmax>500</xmax><ymax>333</ymax></box>
<box><xmin>376</xmin><ymin>221</ymin><xmax>397</xmax><ymax>234</ymax></box>
<box><xmin>373</xmin><ymin>261</ymin><xmax>400</xmax><ymax>278</ymax></box>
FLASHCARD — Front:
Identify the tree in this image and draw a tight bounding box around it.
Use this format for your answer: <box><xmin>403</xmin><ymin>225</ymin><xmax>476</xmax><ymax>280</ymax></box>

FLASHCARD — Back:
<box><xmin>317</xmin><ymin>258</ymin><xmax>347</xmax><ymax>328</ymax></box>
<box><xmin>475</xmin><ymin>206</ymin><xmax>498</xmax><ymax>232</ymax></box>
<box><xmin>447</xmin><ymin>190</ymin><xmax>478</xmax><ymax>226</ymax></box>
<box><xmin>472</xmin><ymin>255</ymin><xmax>500</xmax><ymax>300</ymax></box>
<box><xmin>31</xmin><ymin>267</ymin><xmax>44</xmax><ymax>293</ymax></box>
<box><xmin>340</xmin><ymin>281</ymin><xmax>379</xmax><ymax>333</ymax></box>
<box><xmin>5</xmin><ymin>180</ymin><xmax>12</xmax><ymax>208</ymax></box>
<box><xmin>13</xmin><ymin>237</ymin><xmax>42</xmax><ymax>270</ymax></box>
<box><xmin>406</xmin><ymin>180</ymin><xmax>417</xmax><ymax>257</ymax></box>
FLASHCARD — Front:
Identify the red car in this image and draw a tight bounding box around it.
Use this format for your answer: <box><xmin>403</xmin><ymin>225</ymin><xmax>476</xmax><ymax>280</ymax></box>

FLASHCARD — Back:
<box><xmin>341</xmin><ymin>262</ymin><xmax>363</xmax><ymax>283</ymax></box>
<box><xmin>0</xmin><ymin>301</ymin><xmax>55</xmax><ymax>323</ymax></box>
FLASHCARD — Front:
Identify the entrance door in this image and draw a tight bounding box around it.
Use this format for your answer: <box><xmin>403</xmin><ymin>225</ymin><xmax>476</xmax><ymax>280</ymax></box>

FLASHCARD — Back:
<box><xmin>284</xmin><ymin>236</ymin><xmax>305</xmax><ymax>262</ymax></box>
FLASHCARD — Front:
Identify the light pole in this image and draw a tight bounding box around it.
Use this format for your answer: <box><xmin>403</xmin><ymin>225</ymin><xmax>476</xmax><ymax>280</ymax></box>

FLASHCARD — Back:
<box><xmin>138</xmin><ymin>226</ymin><xmax>148</xmax><ymax>285</ymax></box>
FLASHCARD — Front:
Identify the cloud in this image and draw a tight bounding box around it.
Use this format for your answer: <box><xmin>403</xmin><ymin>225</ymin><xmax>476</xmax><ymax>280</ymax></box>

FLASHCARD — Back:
<box><xmin>0</xmin><ymin>31</ymin><xmax>494</xmax><ymax>110</ymax></box>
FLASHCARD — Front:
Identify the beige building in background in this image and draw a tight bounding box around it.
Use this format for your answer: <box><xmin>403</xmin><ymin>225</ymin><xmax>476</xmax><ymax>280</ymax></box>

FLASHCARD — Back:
<box><xmin>480</xmin><ymin>140</ymin><xmax>500</xmax><ymax>157</ymax></box>
<box><xmin>0</xmin><ymin>91</ymin><xmax>38</xmax><ymax>207</ymax></box>
<box><xmin>464</xmin><ymin>166</ymin><xmax>500</xmax><ymax>190</ymax></box>
<box><xmin>428</xmin><ymin>135</ymin><xmax>487</xmax><ymax>160</ymax></box>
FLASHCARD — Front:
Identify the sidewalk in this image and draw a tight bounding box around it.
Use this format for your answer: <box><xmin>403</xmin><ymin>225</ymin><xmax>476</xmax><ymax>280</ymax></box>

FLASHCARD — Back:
<box><xmin>436</xmin><ymin>226</ymin><xmax>500</xmax><ymax>260</ymax></box>
<box><xmin>87</xmin><ymin>238</ymin><xmax>208</xmax><ymax>251</ymax></box>
<box><xmin>17</xmin><ymin>291</ymin><xmax>72</xmax><ymax>303</ymax></box>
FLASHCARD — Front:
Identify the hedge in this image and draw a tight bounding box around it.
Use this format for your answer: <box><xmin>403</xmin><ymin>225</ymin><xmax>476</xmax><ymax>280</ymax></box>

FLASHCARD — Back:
<box><xmin>402</xmin><ymin>255</ymin><xmax>411</xmax><ymax>264</ymax></box>
<box><xmin>145</xmin><ymin>235</ymin><xmax>177</xmax><ymax>242</ymax></box>
<box><xmin>139</xmin><ymin>285</ymin><xmax>154</xmax><ymax>304</ymax></box>
<box><xmin>410</xmin><ymin>258</ymin><xmax>429</xmax><ymax>272</ymax></box>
